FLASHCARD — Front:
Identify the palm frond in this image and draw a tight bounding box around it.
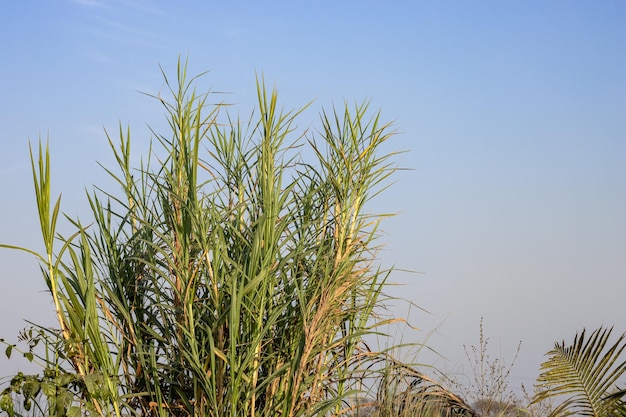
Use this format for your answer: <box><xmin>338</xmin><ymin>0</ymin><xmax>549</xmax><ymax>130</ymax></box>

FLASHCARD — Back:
<box><xmin>532</xmin><ymin>327</ymin><xmax>626</xmax><ymax>417</ymax></box>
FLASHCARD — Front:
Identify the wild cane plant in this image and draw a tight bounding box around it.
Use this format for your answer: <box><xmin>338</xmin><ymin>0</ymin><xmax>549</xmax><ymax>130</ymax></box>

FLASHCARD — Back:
<box><xmin>0</xmin><ymin>60</ymin><xmax>402</xmax><ymax>416</ymax></box>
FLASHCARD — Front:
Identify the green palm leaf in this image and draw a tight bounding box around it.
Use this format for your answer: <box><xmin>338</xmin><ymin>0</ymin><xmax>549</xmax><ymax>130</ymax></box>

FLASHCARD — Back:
<box><xmin>533</xmin><ymin>327</ymin><xmax>626</xmax><ymax>417</ymax></box>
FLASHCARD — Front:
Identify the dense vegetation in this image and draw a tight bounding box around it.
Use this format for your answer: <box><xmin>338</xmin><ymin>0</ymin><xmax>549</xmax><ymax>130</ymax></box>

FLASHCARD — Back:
<box><xmin>1</xmin><ymin>62</ymin><xmax>625</xmax><ymax>417</ymax></box>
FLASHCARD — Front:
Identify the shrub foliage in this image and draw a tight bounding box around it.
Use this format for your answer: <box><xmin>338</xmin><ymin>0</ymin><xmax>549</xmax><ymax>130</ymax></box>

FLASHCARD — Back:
<box><xmin>0</xmin><ymin>61</ymin><xmax>401</xmax><ymax>417</ymax></box>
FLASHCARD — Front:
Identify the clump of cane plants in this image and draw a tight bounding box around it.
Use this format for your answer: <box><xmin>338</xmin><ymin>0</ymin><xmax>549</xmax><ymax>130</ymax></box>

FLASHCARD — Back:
<box><xmin>0</xmin><ymin>60</ymin><xmax>410</xmax><ymax>416</ymax></box>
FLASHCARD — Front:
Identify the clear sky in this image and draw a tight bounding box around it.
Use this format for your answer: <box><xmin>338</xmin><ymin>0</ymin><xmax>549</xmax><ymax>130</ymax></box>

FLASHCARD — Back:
<box><xmin>1</xmin><ymin>0</ymin><xmax>625</xmax><ymax>393</ymax></box>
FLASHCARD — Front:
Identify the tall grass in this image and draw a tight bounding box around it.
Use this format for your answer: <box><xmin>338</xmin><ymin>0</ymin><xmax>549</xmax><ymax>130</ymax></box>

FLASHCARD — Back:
<box><xmin>1</xmin><ymin>60</ymin><xmax>405</xmax><ymax>416</ymax></box>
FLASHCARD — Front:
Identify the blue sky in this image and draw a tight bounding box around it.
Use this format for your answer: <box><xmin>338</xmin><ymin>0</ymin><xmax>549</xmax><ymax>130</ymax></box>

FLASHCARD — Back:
<box><xmin>1</xmin><ymin>0</ymin><xmax>625</xmax><ymax>392</ymax></box>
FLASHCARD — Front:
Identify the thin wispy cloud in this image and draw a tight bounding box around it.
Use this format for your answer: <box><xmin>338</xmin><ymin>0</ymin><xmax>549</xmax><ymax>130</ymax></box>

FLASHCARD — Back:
<box><xmin>88</xmin><ymin>22</ymin><xmax>174</xmax><ymax>51</ymax></box>
<box><xmin>113</xmin><ymin>0</ymin><xmax>170</xmax><ymax>18</ymax></box>
<box><xmin>70</xmin><ymin>0</ymin><xmax>108</xmax><ymax>8</ymax></box>
<box><xmin>71</xmin><ymin>4</ymin><xmax>177</xmax><ymax>54</ymax></box>
<box><xmin>85</xmin><ymin>50</ymin><xmax>114</xmax><ymax>64</ymax></box>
